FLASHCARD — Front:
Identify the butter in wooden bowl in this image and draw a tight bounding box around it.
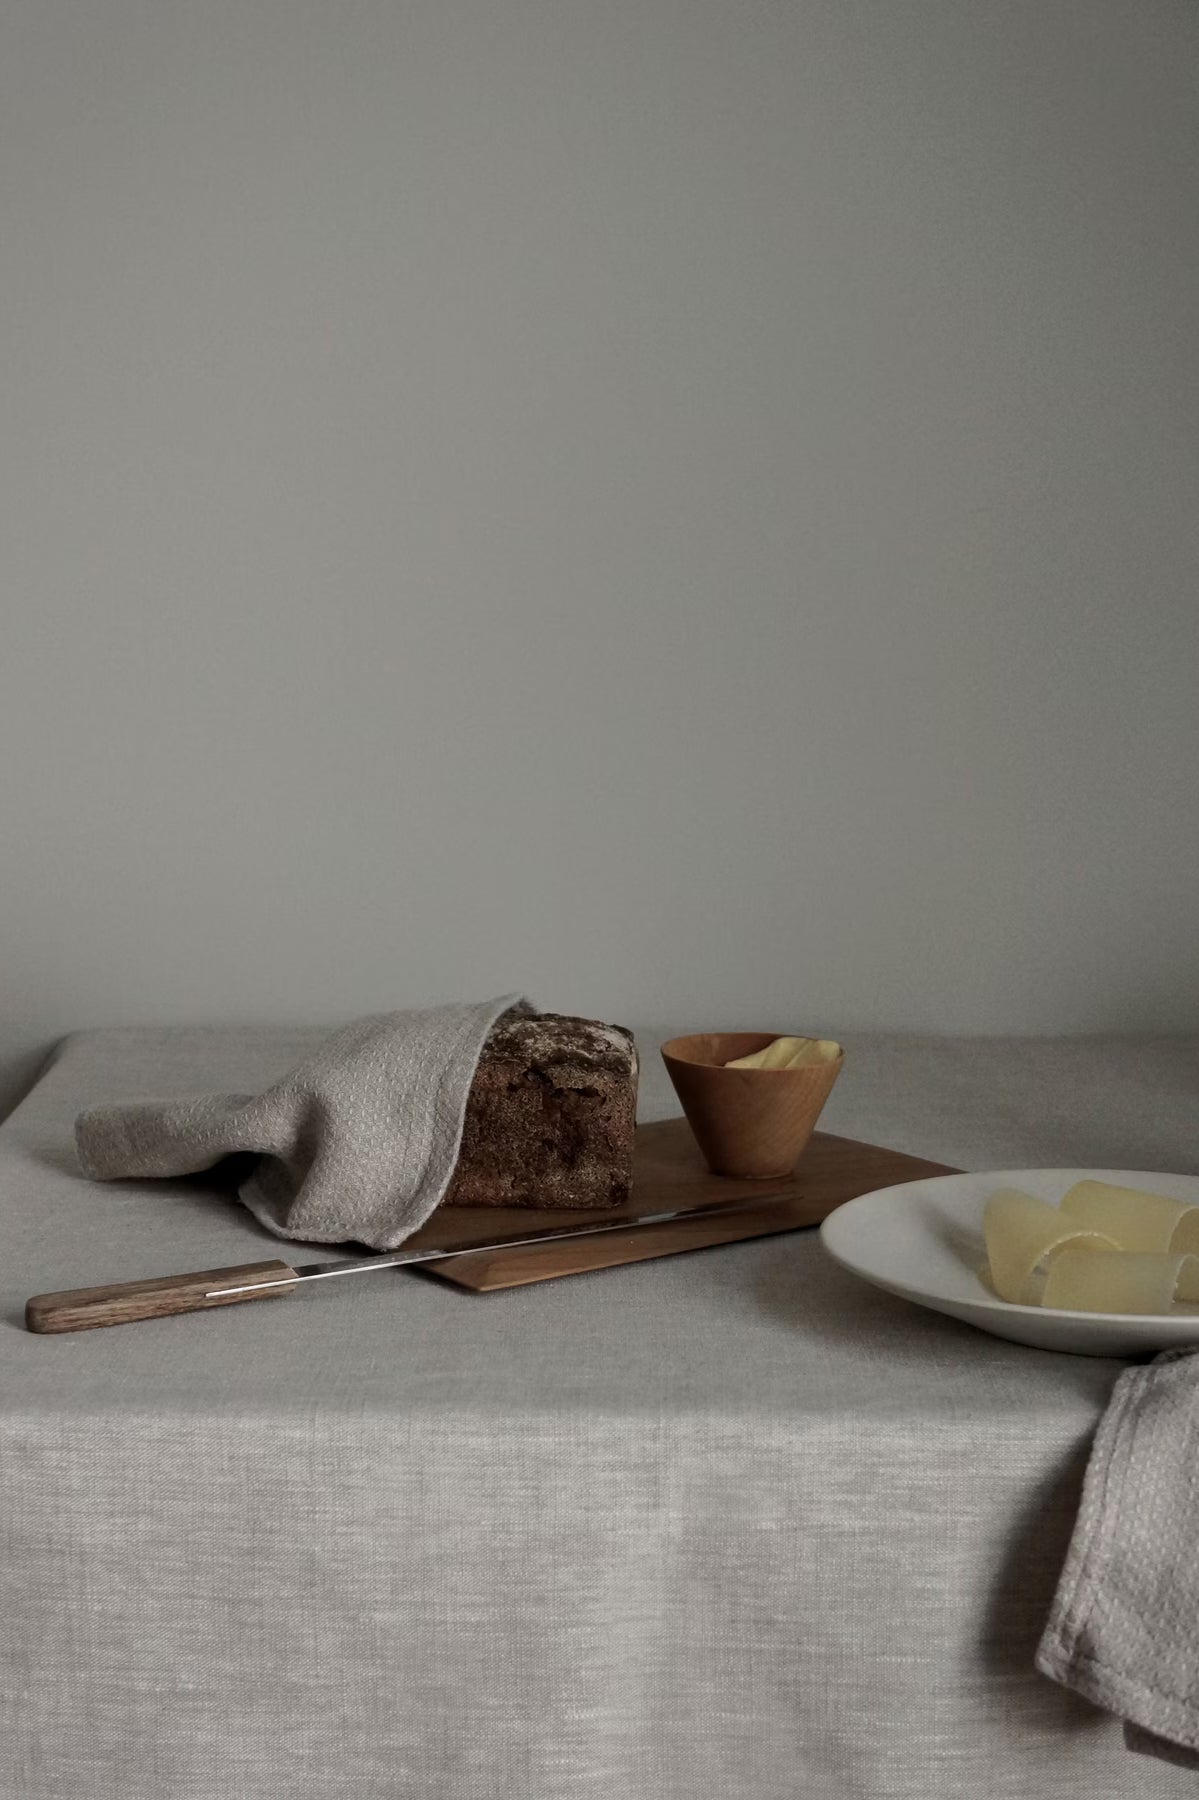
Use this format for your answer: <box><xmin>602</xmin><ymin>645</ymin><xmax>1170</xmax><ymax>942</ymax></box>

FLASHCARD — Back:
<box><xmin>660</xmin><ymin>1031</ymin><xmax>844</xmax><ymax>1180</ymax></box>
<box><xmin>724</xmin><ymin>1036</ymin><xmax>842</xmax><ymax>1071</ymax></box>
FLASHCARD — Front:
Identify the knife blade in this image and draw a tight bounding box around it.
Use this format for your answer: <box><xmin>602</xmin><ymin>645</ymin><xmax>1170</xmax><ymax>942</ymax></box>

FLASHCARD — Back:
<box><xmin>25</xmin><ymin>1193</ymin><xmax>790</xmax><ymax>1332</ymax></box>
<box><xmin>206</xmin><ymin>1195</ymin><xmax>772</xmax><ymax>1292</ymax></box>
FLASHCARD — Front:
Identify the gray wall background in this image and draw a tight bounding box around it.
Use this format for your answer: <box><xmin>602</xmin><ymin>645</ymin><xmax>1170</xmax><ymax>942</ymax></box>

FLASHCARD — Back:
<box><xmin>2</xmin><ymin>0</ymin><xmax>1197</xmax><ymax>1117</ymax></box>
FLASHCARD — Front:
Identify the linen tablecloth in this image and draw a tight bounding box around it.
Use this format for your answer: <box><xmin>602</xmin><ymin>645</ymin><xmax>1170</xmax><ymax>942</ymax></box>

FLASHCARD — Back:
<box><xmin>3</xmin><ymin>1026</ymin><xmax>1198</xmax><ymax>1800</ymax></box>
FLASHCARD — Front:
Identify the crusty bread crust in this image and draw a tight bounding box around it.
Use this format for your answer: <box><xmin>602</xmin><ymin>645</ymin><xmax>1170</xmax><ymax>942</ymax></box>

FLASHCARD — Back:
<box><xmin>442</xmin><ymin>1013</ymin><xmax>638</xmax><ymax>1209</ymax></box>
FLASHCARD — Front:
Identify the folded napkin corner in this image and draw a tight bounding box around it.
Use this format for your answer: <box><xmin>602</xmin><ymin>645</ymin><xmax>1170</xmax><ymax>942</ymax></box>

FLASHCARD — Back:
<box><xmin>1037</xmin><ymin>1346</ymin><xmax>1199</xmax><ymax>1768</ymax></box>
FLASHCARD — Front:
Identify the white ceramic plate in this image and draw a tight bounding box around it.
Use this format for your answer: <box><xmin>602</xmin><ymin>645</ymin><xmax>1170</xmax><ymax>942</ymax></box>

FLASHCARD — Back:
<box><xmin>820</xmin><ymin>1167</ymin><xmax>1199</xmax><ymax>1358</ymax></box>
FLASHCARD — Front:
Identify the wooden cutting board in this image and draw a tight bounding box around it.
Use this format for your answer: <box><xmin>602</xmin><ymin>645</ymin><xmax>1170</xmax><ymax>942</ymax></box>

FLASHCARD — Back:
<box><xmin>405</xmin><ymin>1117</ymin><xmax>957</xmax><ymax>1291</ymax></box>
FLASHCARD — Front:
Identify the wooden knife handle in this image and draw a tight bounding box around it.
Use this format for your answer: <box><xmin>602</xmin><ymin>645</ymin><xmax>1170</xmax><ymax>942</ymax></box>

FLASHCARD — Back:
<box><xmin>25</xmin><ymin>1259</ymin><xmax>300</xmax><ymax>1334</ymax></box>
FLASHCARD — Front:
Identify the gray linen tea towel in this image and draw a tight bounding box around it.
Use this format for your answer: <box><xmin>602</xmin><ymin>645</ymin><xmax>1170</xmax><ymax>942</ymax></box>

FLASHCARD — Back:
<box><xmin>75</xmin><ymin>995</ymin><xmax>528</xmax><ymax>1250</ymax></box>
<box><xmin>1037</xmin><ymin>1347</ymin><xmax>1199</xmax><ymax>1765</ymax></box>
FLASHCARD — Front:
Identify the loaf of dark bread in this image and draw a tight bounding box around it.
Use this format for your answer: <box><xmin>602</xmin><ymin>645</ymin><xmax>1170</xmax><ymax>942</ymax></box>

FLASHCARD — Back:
<box><xmin>443</xmin><ymin>1011</ymin><xmax>638</xmax><ymax>1209</ymax></box>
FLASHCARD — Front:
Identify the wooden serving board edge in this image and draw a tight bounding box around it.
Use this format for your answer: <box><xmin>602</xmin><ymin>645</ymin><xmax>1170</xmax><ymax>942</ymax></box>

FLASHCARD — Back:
<box><xmin>423</xmin><ymin>1196</ymin><xmax>820</xmax><ymax>1292</ymax></box>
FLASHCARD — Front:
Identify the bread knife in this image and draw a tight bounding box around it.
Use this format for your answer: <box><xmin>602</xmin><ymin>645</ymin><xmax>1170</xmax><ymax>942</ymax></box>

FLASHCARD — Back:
<box><xmin>25</xmin><ymin>1194</ymin><xmax>787</xmax><ymax>1333</ymax></box>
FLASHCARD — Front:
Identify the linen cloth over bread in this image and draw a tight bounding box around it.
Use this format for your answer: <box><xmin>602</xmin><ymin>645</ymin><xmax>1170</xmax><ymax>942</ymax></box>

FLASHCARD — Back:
<box><xmin>1037</xmin><ymin>1348</ymin><xmax>1199</xmax><ymax>1766</ymax></box>
<box><xmin>75</xmin><ymin>995</ymin><xmax>527</xmax><ymax>1249</ymax></box>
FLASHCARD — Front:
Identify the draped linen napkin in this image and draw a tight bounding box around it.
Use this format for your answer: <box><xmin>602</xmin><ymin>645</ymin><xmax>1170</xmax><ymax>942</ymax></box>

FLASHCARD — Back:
<box><xmin>74</xmin><ymin>995</ymin><xmax>527</xmax><ymax>1249</ymax></box>
<box><xmin>1037</xmin><ymin>1348</ymin><xmax>1199</xmax><ymax>1764</ymax></box>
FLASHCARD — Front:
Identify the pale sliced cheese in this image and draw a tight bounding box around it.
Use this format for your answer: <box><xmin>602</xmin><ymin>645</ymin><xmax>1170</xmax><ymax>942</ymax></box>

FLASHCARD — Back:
<box><xmin>982</xmin><ymin>1188</ymin><xmax>1119</xmax><ymax>1305</ymax></box>
<box><xmin>1042</xmin><ymin>1249</ymin><xmax>1199</xmax><ymax>1315</ymax></box>
<box><xmin>1059</xmin><ymin>1180</ymin><xmax>1193</xmax><ymax>1254</ymax></box>
<box><xmin>1168</xmin><ymin>1208</ymin><xmax>1199</xmax><ymax>1258</ymax></box>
